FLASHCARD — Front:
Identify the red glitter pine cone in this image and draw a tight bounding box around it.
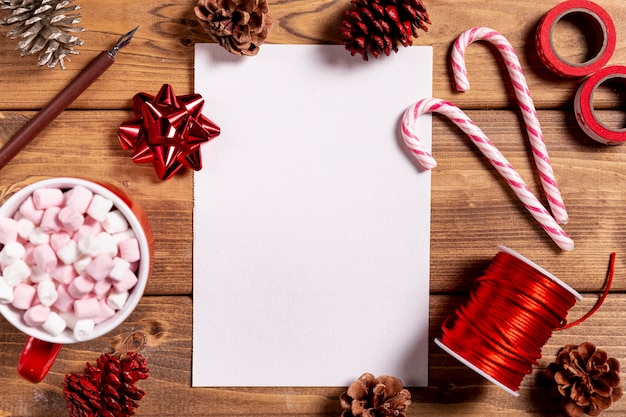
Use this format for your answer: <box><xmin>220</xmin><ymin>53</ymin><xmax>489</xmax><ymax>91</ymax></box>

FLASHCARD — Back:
<box><xmin>63</xmin><ymin>352</ymin><xmax>150</xmax><ymax>417</ymax></box>
<box><xmin>339</xmin><ymin>0</ymin><xmax>431</xmax><ymax>60</ymax></box>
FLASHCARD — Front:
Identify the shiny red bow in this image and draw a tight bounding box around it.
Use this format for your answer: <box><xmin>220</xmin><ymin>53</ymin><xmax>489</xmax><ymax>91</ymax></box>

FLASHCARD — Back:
<box><xmin>118</xmin><ymin>84</ymin><xmax>221</xmax><ymax>180</ymax></box>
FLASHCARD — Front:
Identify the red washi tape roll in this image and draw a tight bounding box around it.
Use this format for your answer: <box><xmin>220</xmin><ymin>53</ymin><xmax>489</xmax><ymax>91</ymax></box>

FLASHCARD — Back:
<box><xmin>574</xmin><ymin>65</ymin><xmax>626</xmax><ymax>145</ymax></box>
<box><xmin>535</xmin><ymin>0</ymin><xmax>616</xmax><ymax>77</ymax></box>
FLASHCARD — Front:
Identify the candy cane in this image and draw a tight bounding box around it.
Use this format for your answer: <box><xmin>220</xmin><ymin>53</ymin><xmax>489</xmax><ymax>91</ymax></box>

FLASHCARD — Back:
<box><xmin>451</xmin><ymin>26</ymin><xmax>569</xmax><ymax>225</ymax></box>
<box><xmin>402</xmin><ymin>98</ymin><xmax>574</xmax><ymax>251</ymax></box>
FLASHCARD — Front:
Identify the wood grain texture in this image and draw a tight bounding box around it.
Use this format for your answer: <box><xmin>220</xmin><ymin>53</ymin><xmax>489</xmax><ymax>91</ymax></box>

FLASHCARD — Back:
<box><xmin>0</xmin><ymin>0</ymin><xmax>625</xmax><ymax>416</ymax></box>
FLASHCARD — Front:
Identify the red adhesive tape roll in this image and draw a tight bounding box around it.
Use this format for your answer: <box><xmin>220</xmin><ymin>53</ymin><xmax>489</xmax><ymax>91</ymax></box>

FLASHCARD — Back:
<box><xmin>536</xmin><ymin>0</ymin><xmax>616</xmax><ymax>78</ymax></box>
<box><xmin>574</xmin><ymin>65</ymin><xmax>626</xmax><ymax>145</ymax></box>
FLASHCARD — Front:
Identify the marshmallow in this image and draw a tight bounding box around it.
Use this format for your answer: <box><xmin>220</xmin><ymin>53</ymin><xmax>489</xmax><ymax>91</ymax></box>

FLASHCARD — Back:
<box><xmin>23</xmin><ymin>305</ymin><xmax>50</xmax><ymax>327</ymax></box>
<box><xmin>28</xmin><ymin>227</ymin><xmax>50</xmax><ymax>245</ymax></box>
<box><xmin>67</xmin><ymin>275</ymin><xmax>94</xmax><ymax>299</ymax></box>
<box><xmin>53</xmin><ymin>285</ymin><xmax>74</xmax><ymax>312</ymax></box>
<box><xmin>3</xmin><ymin>259</ymin><xmax>31</xmax><ymax>287</ymax></box>
<box><xmin>118</xmin><ymin>238</ymin><xmax>140</xmax><ymax>263</ymax></box>
<box><xmin>107</xmin><ymin>290</ymin><xmax>129</xmax><ymax>310</ymax></box>
<box><xmin>12</xmin><ymin>282</ymin><xmax>36</xmax><ymax>310</ymax></box>
<box><xmin>113</xmin><ymin>270</ymin><xmax>138</xmax><ymax>293</ymax></box>
<box><xmin>32</xmin><ymin>187</ymin><xmax>64</xmax><ymax>210</ymax></box>
<box><xmin>0</xmin><ymin>241</ymin><xmax>26</xmax><ymax>266</ymax></box>
<box><xmin>0</xmin><ymin>277</ymin><xmax>14</xmax><ymax>303</ymax></box>
<box><xmin>36</xmin><ymin>279</ymin><xmax>58</xmax><ymax>307</ymax></box>
<box><xmin>64</xmin><ymin>186</ymin><xmax>93</xmax><ymax>214</ymax></box>
<box><xmin>57</xmin><ymin>239</ymin><xmax>79</xmax><ymax>265</ymax></box>
<box><xmin>42</xmin><ymin>311</ymin><xmax>66</xmax><ymax>336</ymax></box>
<box><xmin>73</xmin><ymin>319</ymin><xmax>95</xmax><ymax>341</ymax></box>
<box><xmin>77</xmin><ymin>234</ymin><xmax>101</xmax><ymax>257</ymax></box>
<box><xmin>111</xmin><ymin>229</ymin><xmax>136</xmax><ymax>245</ymax></box>
<box><xmin>50</xmin><ymin>232</ymin><xmax>71</xmax><ymax>252</ymax></box>
<box><xmin>109</xmin><ymin>257</ymin><xmax>130</xmax><ymax>282</ymax></box>
<box><xmin>74</xmin><ymin>319</ymin><xmax>95</xmax><ymax>341</ymax></box>
<box><xmin>72</xmin><ymin>255</ymin><xmax>92</xmax><ymax>275</ymax></box>
<box><xmin>97</xmin><ymin>232</ymin><xmax>118</xmax><ymax>257</ymax></box>
<box><xmin>29</xmin><ymin>267</ymin><xmax>51</xmax><ymax>284</ymax></box>
<box><xmin>85</xmin><ymin>254</ymin><xmax>115</xmax><ymax>281</ymax></box>
<box><xmin>59</xmin><ymin>311</ymin><xmax>78</xmax><ymax>330</ymax></box>
<box><xmin>50</xmin><ymin>264</ymin><xmax>77</xmax><ymax>285</ymax></box>
<box><xmin>0</xmin><ymin>218</ymin><xmax>19</xmax><ymax>244</ymax></box>
<box><xmin>40</xmin><ymin>206</ymin><xmax>62</xmax><ymax>233</ymax></box>
<box><xmin>19</xmin><ymin>196</ymin><xmax>44</xmax><ymax>224</ymax></box>
<box><xmin>33</xmin><ymin>244</ymin><xmax>57</xmax><ymax>273</ymax></box>
<box><xmin>74</xmin><ymin>297</ymin><xmax>100</xmax><ymax>319</ymax></box>
<box><xmin>58</xmin><ymin>206</ymin><xmax>84</xmax><ymax>233</ymax></box>
<box><xmin>94</xmin><ymin>300</ymin><xmax>116</xmax><ymax>324</ymax></box>
<box><xmin>102</xmin><ymin>210</ymin><xmax>128</xmax><ymax>234</ymax></box>
<box><xmin>17</xmin><ymin>218</ymin><xmax>35</xmax><ymax>241</ymax></box>
<box><xmin>93</xmin><ymin>280</ymin><xmax>112</xmax><ymax>299</ymax></box>
<box><xmin>86</xmin><ymin>194</ymin><xmax>113</xmax><ymax>222</ymax></box>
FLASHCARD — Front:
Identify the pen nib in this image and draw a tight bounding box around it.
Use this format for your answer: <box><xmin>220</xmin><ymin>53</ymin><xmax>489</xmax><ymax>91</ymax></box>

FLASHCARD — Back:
<box><xmin>109</xmin><ymin>26</ymin><xmax>139</xmax><ymax>57</ymax></box>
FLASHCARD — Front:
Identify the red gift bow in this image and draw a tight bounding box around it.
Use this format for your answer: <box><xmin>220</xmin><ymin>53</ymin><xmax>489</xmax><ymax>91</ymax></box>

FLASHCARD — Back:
<box><xmin>118</xmin><ymin>84</ymin><xmax>221</xmax><ymax>180</ymax></box>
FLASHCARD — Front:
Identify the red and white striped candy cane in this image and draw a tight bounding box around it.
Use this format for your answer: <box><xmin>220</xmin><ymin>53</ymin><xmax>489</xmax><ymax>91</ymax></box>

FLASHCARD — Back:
<box><xmin>451</xmin><ymin>26</ymin><xmax>569</xmax><ymax>225</ymax></box>
<box><xmin>401</xmin><ymin>98</ymin><xmax>574</xmax><ymax>251</ymax></box>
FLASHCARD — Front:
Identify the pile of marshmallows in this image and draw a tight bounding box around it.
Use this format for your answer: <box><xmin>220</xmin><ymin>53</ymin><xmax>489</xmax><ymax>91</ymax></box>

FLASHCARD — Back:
<box><xmin>0</xmin><ymin>185</ymin><xmax>141</xmax><ymax>341</ymax></box>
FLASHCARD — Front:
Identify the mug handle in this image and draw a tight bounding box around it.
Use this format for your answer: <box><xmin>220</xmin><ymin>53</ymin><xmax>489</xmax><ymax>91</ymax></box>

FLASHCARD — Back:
<box><xmin>17</xmin><ymin>336</ymin><xmax>62</xmax><ymax>383</ymax></box>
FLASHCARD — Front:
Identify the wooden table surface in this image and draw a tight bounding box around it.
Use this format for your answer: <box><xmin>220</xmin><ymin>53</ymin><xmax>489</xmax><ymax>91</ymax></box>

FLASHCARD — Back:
<box><xmin>1</xmin><ymin>0</ymin><xmax>625</xmax><ymax>416</ymax></box>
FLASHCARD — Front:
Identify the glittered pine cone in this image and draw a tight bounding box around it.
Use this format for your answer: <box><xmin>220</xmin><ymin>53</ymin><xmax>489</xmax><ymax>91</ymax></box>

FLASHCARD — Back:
<box><xmin>194</xmin><ymin>0</ymin><xmax>273</xmax><ymax>56</ymax></box>
<box><xmin>63</xmin><ymin>352</ymin><xmax>150</xmax><ymax>417</ymax></box>
<box><xmin>546</xmin><ymin>342</ymin><xmax>623</xmax><ymax>417</ymax></box>
<box><xmin>339</xmin><ymin>373</ymin><xmax>411</xmax><ymax>417</ymax></box>
<box><xmin>340</xmin><ymin>0</ymin><xmax>431</xmax><ymax>60</ymax></box>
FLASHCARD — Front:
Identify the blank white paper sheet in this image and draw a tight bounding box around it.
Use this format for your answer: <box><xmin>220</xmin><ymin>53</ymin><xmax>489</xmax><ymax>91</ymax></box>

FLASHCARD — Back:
<box><xmin>193</xmin><ymin>44</ymin><xmax>432</xmax><ymax>387</ymax></box>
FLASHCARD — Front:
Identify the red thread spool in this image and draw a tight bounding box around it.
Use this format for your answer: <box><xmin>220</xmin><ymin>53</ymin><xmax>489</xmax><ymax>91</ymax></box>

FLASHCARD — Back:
<box><xmin>434</xmin><ymin>246</ymin><xmax>582</xmax><ymax>396</ymax></box>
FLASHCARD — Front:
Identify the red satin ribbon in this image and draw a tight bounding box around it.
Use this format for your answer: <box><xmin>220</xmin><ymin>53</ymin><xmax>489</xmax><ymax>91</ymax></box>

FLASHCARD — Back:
<box><xmin>440</xmin><ymin>251</ymin><xmax>614</xmax><ymax>392</ymax></box>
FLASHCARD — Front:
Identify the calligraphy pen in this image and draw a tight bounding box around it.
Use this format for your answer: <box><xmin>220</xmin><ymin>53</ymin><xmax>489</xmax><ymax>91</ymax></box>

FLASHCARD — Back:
<box><xmin>0</xmin><ymin>26</ymin><xmax>139</xmax><ymax>170</ymax></box>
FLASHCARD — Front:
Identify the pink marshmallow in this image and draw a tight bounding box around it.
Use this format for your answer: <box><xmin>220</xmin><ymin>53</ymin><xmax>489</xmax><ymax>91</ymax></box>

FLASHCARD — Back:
<box><xmin>53</xmin><ymin>285</ymin><xmax>74</xmax><ymax>312</ymax></box>
<box><xmin>113</xmin><ymin>269</ymin><xmax>138</xmax><ymax>293</ymax></box>
<box><xmin>118</xmin><ymin>238</ymin><xmax>140</xmax><ymax>263</ymax></box>
<box><xmin>33</xmin><ymin>244</ymin><xmax>57</xmax><ymax>273</ymax></box>
<box><xmin>94</xmin><ymin>299</ymin><xmax>116</xmax><ymax>324</ymax></box>
<box><xmin>0</xmin><ymin>218</ymin><xmax>19</xmax><ymax>244</ymax></box>
<box><xmin>23</xmin><ymin>304</ymin><xmax>51</xmax><ymax>327</ymax></box>
<box><xmin>64</xmin><ymin>185</ymin><xmax>93</xmax><ymax>214</ymax></box>
<box><xmin>57</xmin><ymin>206</ymin><xmax>85</xmax><ymax>233</ymax></box>
<box><xmin>18</xmin><ymin>196</ymin><xmax>44</xmax><ymax>225</ymax></box>
<box><xmin>12</xmin><ymin>283</ymin><xmax>36</xmax><ymax>310</ymax></box>
<box><xmin>85</xmin><ymin>254</ymin><xmax>115</xmax><ymax>281</ymax></box>
<box><xmin>73</xmin><ymin>297</ymin><xmax>100</xmax><ymax>319</ymax></box>
<box><xmin>50</xmin><ymin>264</ymin><xmax>78</xmax><ymax>285</ymax></box>
<box><xmin>67</xmin><ymin>275</ymin><xmax>95</xmax><ymax>299</ymax></box>
<box><xmin>40</xmin><ymin>206</ymin><xmax>62</xmax><ymax>233</ymax></box>
<box><xmin>32</xmin><ymin>187</ymin><xmax>64</xmax><ymax>210</ymax></box>
<box><xmin>50</xmin><ymin>232</ymin><xmax>71</xmax><ymax>252</ymax></box>
<box><xmin>93</xmin><ymin>280</ymin><xmax>112</xmax><ymax>299</ymax></box>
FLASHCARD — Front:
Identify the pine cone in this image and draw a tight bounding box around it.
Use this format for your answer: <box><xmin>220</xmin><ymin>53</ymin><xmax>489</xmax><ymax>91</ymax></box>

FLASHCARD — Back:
<box><xmin>63</xmin><ymin>352</ymin><xmax>150</xmax><ymax>417</ymax></box>
<box><xmin>340</xmin><ymin>0</ymin><xmax>431</xmax><ymax>60</ymax></box>
<box><xmin>339</xmin><ymin>373</ymin><xmax>411</xmax><ymax>417</ymax></box>
<box><xmin>0</xmin><ymin>0</ymin><xmax>84</xmax><ymax>69</ymax></box>
<box><xmin>546</xmin><ymin>342</ymin><xmax>623</xmax><ymax>417</ymax></box>
<box><xmin>194</xmin><ymin>0</ymin><xmax>273</xmax><ymax>56</ymax></box>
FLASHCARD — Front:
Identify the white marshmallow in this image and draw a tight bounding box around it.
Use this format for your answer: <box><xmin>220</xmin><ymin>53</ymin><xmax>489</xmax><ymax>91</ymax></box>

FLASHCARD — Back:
<box><xmin>57</xmin><ymin>240</ymin><xmax>79</xmax><ymax>265</ymax></box>
<box><xmin>42</xmin><ymin>311</ymin><xmax>66</xmax><ymax>336</ymax></box>
<box><xmin>28</xmin><ymin>227</ymin><xmax>50</xmax><ymax>245</ymax></box>
<box><xmin>17</xmin><ymin>218</ymin><xmax>35</xmax><ymax>241</ymax></box>
<box><xmin>72</xmin><ymin>255</ymin><xmax>92</xmax><ymax>275</ymax></box>
<box><xmin>97</xmin><ymin>232</ymin><xmax>118</xmax><ymax>257</ymax></box>
<box><xmin>77</xmin><ymin>234</ymin><xmax>101</xmax><ymax>257</ymax></box>
<box><xmin>36</xmin><ymin>279</ymin><xmax>58</xmax><ymax>307</ymax></box>
<box><xmin>86</xmin><ymin>195</ymin><xmax>113</xmax><ymax>222</ymax></box>
<box><xmin>3</xmin><ymin>260</ymin><xmax>31</xmax><ymax>286</ymax></box>
<box><xmin>0</xmin><ymin>241</ymin><xmax>25</xmax><ymax>266</ymax></box>
<box><xmin>73</xmin><ymin>319</ymin><xmax>95</xmax><ymax>341</ymax></box>
<box><xmin>111</xmin><ymin>230</ymin><xmax>136</xmax><ymax>245</ymax></box>
<box><xmin>102</xmin><ymin>210</ymin><xmax>128</xmax><ymax>235</ymax></box>
<box><xmin>0</xmin><ymin>277</ymin><xmax>14</xmax><ymax>303</ymax></box>
<box><xmin>59</xmin><ymin>311</ymin><xmax>78</xmax><ymax>330</ymax></box>
<box><xmin>109</xmin><ymin>257</ymin><xmax>130</xmax><ymax>282</ymax></box>
<box><xmin>29</xmin><ymin>267</ymin><xmax>51</xmax><ymax>284</ymax></box>
<box><xmin>107</xmin><ymin>290</ymin><xmax>129</xmax><ymax>310</ymax></box>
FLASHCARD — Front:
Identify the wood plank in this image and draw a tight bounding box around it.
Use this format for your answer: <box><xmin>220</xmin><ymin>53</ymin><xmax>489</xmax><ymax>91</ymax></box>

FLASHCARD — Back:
<box><xmin>0</xmin><ymin>1</ymin><xmax>625</xmax><ymax>109</ymax></box>
<box><xmin>1</xmin><ymin>294</ymin><xmax>625</xmax><ymax>416</ymax></box>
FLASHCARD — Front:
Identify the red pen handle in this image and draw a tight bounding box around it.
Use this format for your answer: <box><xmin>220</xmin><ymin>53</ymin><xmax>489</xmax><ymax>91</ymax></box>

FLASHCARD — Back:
<box><xmin>0</xmin><ymin>51</ymin><xmax>114</xmax><ymax>170</ymax></box>
<box><xmin>17</xmin><ymin>336</ymin><xmax>63</xmax><ymax>383</ymax></box>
